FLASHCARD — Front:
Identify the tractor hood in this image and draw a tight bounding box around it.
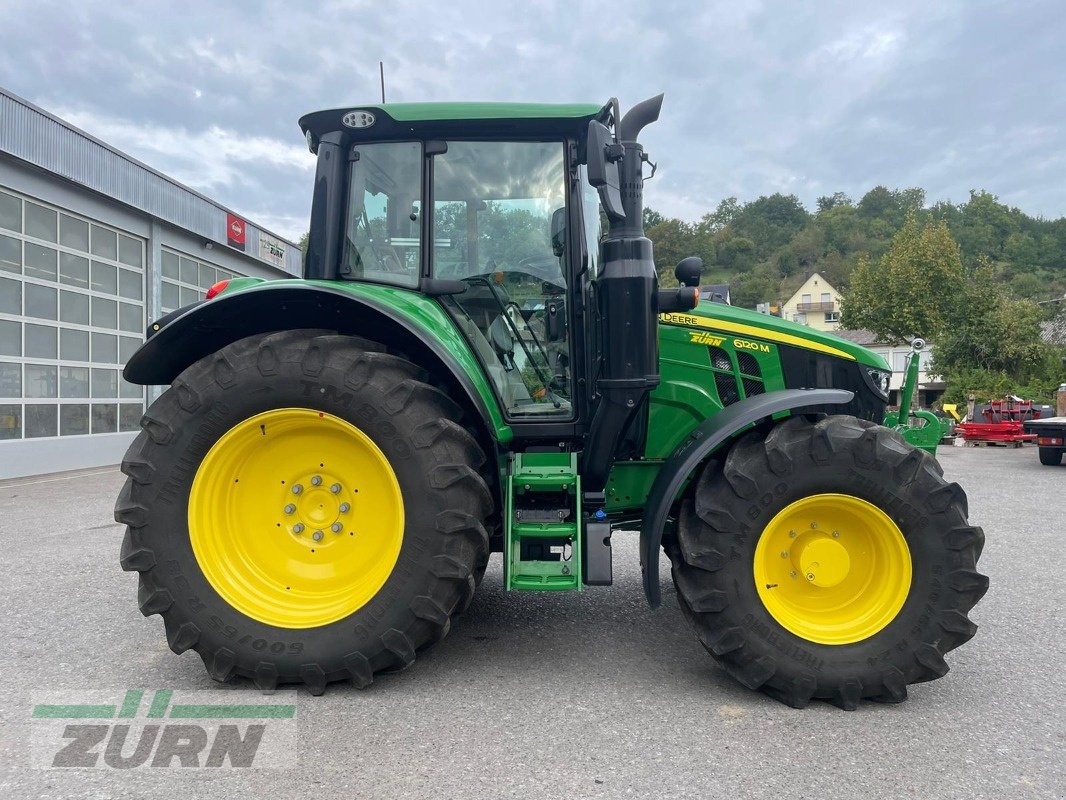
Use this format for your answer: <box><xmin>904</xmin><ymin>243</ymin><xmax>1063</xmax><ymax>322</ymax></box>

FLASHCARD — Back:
<box><xmin>660</xmin><ymin>302</ymin><xmax>890</xmax><ymax>371</ymax></box>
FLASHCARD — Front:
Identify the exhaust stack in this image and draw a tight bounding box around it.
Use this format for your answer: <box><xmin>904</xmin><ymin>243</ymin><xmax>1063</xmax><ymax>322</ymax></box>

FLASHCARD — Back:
<box><xmin>581</xmin><ymin>95</ymin><xmax>664</xmax><ymax>493</ymax></box>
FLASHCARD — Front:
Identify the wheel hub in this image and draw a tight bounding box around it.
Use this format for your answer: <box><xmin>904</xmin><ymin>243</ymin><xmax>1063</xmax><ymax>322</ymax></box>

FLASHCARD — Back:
<box><xmin>285</xmin><ymin>474</ymin><xmax>351</xmax><ymax>541</ymax></box>
<box><xmin>798</xmin><ymin>537</ymin><xmax>850</xmax><ymax>588</ymax></box>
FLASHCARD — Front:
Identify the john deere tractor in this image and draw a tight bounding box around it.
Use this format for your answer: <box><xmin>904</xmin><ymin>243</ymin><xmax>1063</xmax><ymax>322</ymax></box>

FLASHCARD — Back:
<box><xmin>116</xmin><ymin>96</ymin><xmax>987</xmax><ymax>709</ymax></box>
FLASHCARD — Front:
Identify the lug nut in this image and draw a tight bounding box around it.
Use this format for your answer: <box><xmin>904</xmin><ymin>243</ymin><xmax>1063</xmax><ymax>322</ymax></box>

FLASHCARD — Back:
<box><xmin>806</xmin><ymin>573</ymin><xmax>816</xmax><ymax>581</ymax></box>
<box><xmin>810</xmin><ymin>522</ymin><xmax>818</xmax><ymax>529</ymax></box>
<box><xmin>780</xmin><ymin>551</ymin><xmax>789</xmax><ymax>558</ymax></box>
<box><xmin>312</xmin><ymin>530</ymin><xmax>324</xmax><ymax>542</ymax></box>
<box><xmin>292</xmin><ymin>484</ymin><xmax>303</xmax><ymax>495</ymax></box>
<box><xmin>790</xmin><ymin>570</ymin><xmax>797</xmax><ymax>578</ymax></box>
<box><xmin>292</xmin><ymin>523</ymin><xmax>304</xmax><ymax>534</ymax></box>
<box><xmin>330</xmin><ymin>483</ymin><xmax>341</xmax><ymax>494</ymax></box>
<box><xmin>311</xmin><ymin>475</ymin><xmax>322</xmax><ymax>486</ymax></box>
<box><xmin>331</xmin><ymin>522</ymin><xmax>343</xmax><ymax>533</ymax></box>
<box><xmin>832</xmin><ymin>530</ymin><xmax>840</xmax><ymax>538</ymax></box>
<box><xmin>339</xmin><ymin>502</ymin><xmax>350</xmax><ymax>513</ymax></box>
<box><xmin>789</xmin><ymin>530</ymin><xmax>797</xmax><ymax>538</ymax></box>
<box><xmin>284</xmin><ymin>504</ymin><xmax>296</xmax><ymax>515</ymax></box>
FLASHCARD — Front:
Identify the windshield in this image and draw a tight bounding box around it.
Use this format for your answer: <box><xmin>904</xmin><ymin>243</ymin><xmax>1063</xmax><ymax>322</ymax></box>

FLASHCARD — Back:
<box><xmin>343</xmin><ymin>141</ymin><xmax>422</xmax><ymax>287</ymax></box>
<box><xmin>432</xmin><ymin>141</ymin><xmax>571</xmax><ymax>418</ymax></box>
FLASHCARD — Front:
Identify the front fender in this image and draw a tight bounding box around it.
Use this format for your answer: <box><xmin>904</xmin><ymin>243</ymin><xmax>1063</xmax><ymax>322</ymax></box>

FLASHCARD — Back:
<box><xmin>639</xmin><ymin>388</ymin><xmax>854</xmax><ymax>607</ymax></box>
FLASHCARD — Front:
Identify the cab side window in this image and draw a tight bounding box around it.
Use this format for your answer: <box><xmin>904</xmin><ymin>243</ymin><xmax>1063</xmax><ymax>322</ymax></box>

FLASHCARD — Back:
<box><xmin>344</xmin><ymin>141</ymin><xmax>422</xmax><ymax>287</ymax></box>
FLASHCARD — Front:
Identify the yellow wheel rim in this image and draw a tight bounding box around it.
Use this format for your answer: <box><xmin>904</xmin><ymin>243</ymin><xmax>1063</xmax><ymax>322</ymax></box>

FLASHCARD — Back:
<box><xmin>753</xmin><ymin>493</ymin><xmax>912</xmax><ymax>645</ymax></box>
<box><xmin>188</xmin><ymin>408</ymin><xmax>404</xmax><ymax>629</ymax></box>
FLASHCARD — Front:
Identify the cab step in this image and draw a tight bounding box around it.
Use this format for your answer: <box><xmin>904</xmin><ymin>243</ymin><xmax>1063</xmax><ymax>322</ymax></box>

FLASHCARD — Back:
<box><xmin>505</xmin><ymin>452</ymin><xmax>582</xmax><ymax>591</ymax></box>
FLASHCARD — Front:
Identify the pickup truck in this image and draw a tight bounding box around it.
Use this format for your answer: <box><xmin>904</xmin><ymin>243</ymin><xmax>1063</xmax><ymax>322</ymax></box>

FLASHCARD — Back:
<box><xmin>1023</xmin><ymin>417</ymin><xmax>1066</xmax><ymax>466</ymax></box>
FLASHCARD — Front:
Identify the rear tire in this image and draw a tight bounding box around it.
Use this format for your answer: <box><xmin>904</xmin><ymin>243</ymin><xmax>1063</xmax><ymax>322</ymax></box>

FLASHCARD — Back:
<box><xmin>666</xmin><ymin>415</ymin><xmax>988</xmax><ymax>710</ymax></box>
<box><xmin>116</xmin><ymin>330</ymin><xmax>492</xmax><ymax>694</ymax></box>
<box><xmin>1038</xmin><ymin>447</ymin><xmax>1063</xmax><ymax>466</ymax></box>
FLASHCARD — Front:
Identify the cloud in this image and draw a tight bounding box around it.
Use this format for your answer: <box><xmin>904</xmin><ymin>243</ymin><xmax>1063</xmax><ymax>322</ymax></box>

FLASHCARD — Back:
<box><xmin>235</xmin><ymin>211</ymin><xmax>312</xmax><ymax>243</ymax></box>
<box><xmin>811</xmin><ymin>26</ymin><xmax>904</xmax><ymax>65</ymax></box>
<box><xmin>52</xmin><ymin>107</ymin><xmax>314</xmax><ymax>194</ymax></box>
<box><xmin>0</xmin><ymin>0</ymin><xmax>1062</xmax><ymax>235</ymax></box>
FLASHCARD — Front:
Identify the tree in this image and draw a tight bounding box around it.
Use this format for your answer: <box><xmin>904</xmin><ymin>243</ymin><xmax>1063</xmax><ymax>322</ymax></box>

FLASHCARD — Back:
<box><xmin>1010</xmin><ymin>272</ymin><xmax>1046</xmax><ymax>301</ymax></box>
<box><xmin>730</xmin><ymin>267</ymin><xmax>780</xmax><ymax>309</ymax></box>
<box><xmin>817</xmin><ymin>192</ymin><xmax>852</xmax><ymax>212</ymax></box>
<box><xmin>841</xmin><ymin>214</ymin><xmax>964</xmax><ymax>341</ymax></box>
<box><xmin>858</xmin><ymin>186</ymin><xmax>925</xmax><ymax>226</ymax></box>
<box><xmin>730</xmin><ymin>193</ymin><xmax>810</xmax><ymax>258</ymax></box>
<box><xmin>933</xmin><ymin>258</ymin><xmax>1048</xmax><ymax>377</ymax></box>
<box><xmin>717</xmin><ymin>235</ymin><xmax>757</xmax><ymax>271</ymax></box>
<box><xmin>646</xmin><ymin>217</ymin><xmax>696</xmax><ymax>279</ymax></box>
<box><xmin>702</xmin><ymin>197</ymin><xmax>742</xmax><ymax>232</ymax></box>
<box><xmin>789</xmin><ymin>225</ymin><xmax>826</xmax><ymax>268</ymax></box>
<box><xmin>629</xmin><ymin>184</ymin><xmax>1065</xmax><ymax>318</ymax></box>
<box><xmin>951</xmin><ymin>190</ymin><xmax>1017</xmax><ymax>264</ymax></box>
<box><xmin>858</xmin><ymin>186</ymin><xmax>896</xmax><ymax>219</ymax></box>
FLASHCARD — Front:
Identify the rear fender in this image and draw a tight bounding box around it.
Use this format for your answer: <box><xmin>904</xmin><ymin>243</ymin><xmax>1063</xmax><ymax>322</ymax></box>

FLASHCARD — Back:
<box><xmin>124</xmin><ymin>282</ymin><xmax>510</xmax><ymax>447</ymax></box>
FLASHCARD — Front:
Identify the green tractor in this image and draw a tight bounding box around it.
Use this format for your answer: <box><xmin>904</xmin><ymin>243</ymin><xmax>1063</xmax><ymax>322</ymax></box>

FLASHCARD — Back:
<box><xmin>116</xmin><ymin>96</ymin><xmax>987</xmax><ymax>709</ymax></box>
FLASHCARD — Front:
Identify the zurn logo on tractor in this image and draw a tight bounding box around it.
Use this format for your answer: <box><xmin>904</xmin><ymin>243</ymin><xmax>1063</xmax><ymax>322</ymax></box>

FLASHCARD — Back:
<box><xmin>30</xmin><ymin>690</ymin><xmax>296</xmax><ymax>769</ymax></box>
<box><xmin>117</xmin><ymin>94</ymin><xmax>987</xmax><ymax>710</ymax></box>
<box><xmin>687</xmin><ymin>331</ymin><xmax>726</xmax><ymax>347</ymax></box>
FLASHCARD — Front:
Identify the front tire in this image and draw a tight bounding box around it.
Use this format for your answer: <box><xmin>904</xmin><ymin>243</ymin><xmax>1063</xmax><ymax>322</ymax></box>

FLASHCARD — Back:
<box><xmin>116</xmin><ymin>330</ymin><xmax>492</xmax><ymax>693</ymax></box>
<box><xmin>666</xmin><ymin>415</ymin><xmax>988</xmax><ymax>709</ymax></box>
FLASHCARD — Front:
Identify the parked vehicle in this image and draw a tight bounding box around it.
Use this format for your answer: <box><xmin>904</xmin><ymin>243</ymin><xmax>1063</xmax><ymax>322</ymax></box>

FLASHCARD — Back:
<box><xmin>1023</xmin><ymin>417</ymin><xmax>1066</xmax><ymax>465</ymax></box>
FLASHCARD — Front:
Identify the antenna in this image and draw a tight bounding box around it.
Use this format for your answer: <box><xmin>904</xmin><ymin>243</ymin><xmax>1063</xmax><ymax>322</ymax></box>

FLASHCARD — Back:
<box><xmin>379</xmin><ymin>61</ymin><xmax>386</xmax><ymax>103</ymax></box>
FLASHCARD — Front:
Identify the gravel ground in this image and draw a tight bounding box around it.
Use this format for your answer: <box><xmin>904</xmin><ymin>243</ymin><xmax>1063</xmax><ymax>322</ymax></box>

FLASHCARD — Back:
<box><xmin>0</xmin><ymin>444</ymin><xmax>1062</xmax><ymax>799</ymax></box>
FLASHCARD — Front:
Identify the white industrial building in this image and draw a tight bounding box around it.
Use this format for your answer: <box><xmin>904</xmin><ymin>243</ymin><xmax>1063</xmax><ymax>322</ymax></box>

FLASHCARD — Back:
<box><xmin>0</xmin><ymin>87</ymin><xmax>300</xmax><ymax>479</ymax></box>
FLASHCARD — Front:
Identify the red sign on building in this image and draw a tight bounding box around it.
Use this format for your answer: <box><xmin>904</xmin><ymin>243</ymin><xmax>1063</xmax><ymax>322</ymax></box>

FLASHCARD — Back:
<box><xmin>226</xmin><ymin>213</ymin><xmax>246</xmax><ymax>251</ymax></box>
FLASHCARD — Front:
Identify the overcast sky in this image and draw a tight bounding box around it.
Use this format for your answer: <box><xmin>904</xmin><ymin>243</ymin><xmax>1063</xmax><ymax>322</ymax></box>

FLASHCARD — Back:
<box><xmin>0</xmin><ymin>0</ymin><xmax>1062</xmax><ymax>241</ymax></box>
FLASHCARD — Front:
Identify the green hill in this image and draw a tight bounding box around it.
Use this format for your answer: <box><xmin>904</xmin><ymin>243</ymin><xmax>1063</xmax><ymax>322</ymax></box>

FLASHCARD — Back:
<box><xmin>645</xmin><ymin>188</ymin><xmax>1066</xmax><ymax>310</ymax></box>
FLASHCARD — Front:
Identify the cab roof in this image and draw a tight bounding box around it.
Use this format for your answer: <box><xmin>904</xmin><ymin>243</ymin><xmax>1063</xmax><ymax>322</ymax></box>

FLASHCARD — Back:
<box><xmin>299</xmin><ymin>101</ymin><xmax>608</xmax><ymax>146</ymax></box>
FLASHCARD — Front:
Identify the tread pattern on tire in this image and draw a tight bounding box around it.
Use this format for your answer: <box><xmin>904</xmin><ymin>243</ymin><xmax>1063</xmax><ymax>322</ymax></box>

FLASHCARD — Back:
<box><xmin>668</xmin><ymin>415</ymin><xmax>988</xmax><ymax>710</ymax></box>
<box><xmin>117</xmin><ymin>330</ymin><xmax>493</xmax><ymax>694</ymax></box>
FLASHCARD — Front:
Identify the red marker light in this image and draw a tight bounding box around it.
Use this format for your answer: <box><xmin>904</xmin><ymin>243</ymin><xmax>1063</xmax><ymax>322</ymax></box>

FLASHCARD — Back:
<box><xmin>205</xmin><ymin>279</ymin><xmax>230</xmax><ymax>300</ymax></box>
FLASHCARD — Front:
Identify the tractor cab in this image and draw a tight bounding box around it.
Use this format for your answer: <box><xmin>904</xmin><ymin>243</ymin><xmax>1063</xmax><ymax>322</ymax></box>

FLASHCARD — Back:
<box><xmin>298</xmin><ymin>100</ymin><xmax>680</xmax><ymax>447</ymax></box>
<box><xmin>338</xmin><ymin>137</ymin><xmax>576</xmax><ymax>417</ymax></box>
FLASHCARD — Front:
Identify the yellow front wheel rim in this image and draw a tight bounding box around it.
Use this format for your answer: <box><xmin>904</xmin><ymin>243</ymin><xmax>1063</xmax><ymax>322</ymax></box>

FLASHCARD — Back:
<box><xmin>188</xmin><ymin>408</ymin><xmax>404</xmax><ymax>629</ymax></box>
<box><xmin>754</xmin><ymin>493</ymin><xmax>912</xmax><ymax>645</ymax></box>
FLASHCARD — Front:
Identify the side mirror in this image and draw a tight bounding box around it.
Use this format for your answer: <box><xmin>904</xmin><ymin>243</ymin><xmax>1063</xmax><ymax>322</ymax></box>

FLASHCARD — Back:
<box><xmin>675</xmin><ymin>256</ymin><xmax>703</xmax><ymax>288</ymax></box>
<box><xmin>586</xmin><ymin>120</ymin><xmax>625</xmax><ymax>221</ymax></box>
<box><xmin>550</xmin><ymin>207</ymin><xmax>566</xmax><ymax>256</ymax></box>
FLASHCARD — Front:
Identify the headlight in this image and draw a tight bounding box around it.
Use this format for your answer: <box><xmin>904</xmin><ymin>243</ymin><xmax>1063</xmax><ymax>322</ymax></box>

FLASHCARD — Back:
<box><xmin>862</xmin><ymin>366</ymin><xmax>891</xmax><ymax>399</ymax></box>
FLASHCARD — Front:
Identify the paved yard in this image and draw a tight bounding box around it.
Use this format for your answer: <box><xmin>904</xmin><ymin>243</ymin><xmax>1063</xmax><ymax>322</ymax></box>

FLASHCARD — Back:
<box><xmin>0</xmin><ymin>445</ymin><xmax>1062</xmax><ymax>799</ymax></box>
